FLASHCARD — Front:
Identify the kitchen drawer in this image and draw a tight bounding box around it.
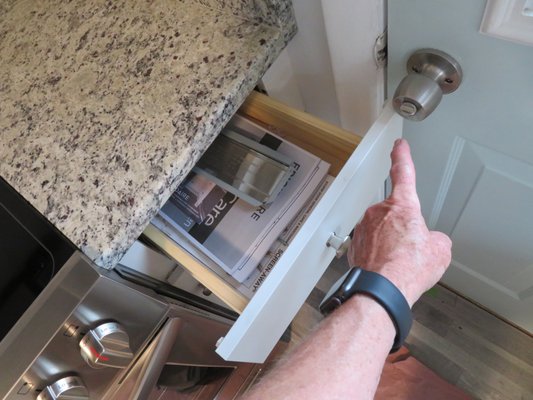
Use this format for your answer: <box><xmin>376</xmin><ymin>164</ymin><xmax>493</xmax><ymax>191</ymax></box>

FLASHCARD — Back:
<box><xmin>143</xmin><ymin>91</ymin><xmax>403</xmax><ymax>363</ymax></box>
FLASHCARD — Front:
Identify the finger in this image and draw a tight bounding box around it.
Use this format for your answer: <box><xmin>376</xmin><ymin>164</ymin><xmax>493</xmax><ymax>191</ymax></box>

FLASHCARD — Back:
<box><xmin>389</xmin><ymin>139</ymin><xmax>421</xmax><ymax>209</ymax></box>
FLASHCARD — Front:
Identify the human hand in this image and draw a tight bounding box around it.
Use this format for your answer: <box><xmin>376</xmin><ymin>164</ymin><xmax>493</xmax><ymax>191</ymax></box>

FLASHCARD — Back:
<box><xmin>348</xmin><ymin>138</ymin><xmax>452</xmax><ymax>307</ymax></box>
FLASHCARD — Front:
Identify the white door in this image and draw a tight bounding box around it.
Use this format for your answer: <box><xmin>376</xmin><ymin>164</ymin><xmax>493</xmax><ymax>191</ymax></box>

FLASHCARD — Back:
<box><xmin>388</xmin><ymin>0</ymin><xmax>533</xmax><ymax>333</ymax></box>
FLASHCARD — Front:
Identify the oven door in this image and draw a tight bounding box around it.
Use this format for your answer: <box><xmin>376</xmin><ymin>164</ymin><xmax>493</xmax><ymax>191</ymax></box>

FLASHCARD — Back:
<box><xmin>104</xmin><ymin>305</ymin><xmax>257</xmax><ymax>400</ymax></box>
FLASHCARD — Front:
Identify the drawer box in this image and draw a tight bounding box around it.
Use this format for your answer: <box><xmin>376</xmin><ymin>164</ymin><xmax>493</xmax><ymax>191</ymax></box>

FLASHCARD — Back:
<box><xmin>143</xmin><ymin>92</ymin><xmax>403</xmax><ymax>363</ymax></box>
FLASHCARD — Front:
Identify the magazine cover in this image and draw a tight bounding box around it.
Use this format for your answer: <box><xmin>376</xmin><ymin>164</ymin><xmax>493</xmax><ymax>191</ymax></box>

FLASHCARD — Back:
<box><xmin>169</xmin><ymin>173</ymin><xmax>226</xmax><ymax>224</ymax></box>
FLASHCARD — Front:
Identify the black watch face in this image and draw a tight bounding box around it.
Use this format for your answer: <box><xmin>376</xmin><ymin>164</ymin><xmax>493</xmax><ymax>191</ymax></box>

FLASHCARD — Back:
<box><xmin>319</xmin><ymin>270</ymin><xmax>352</xmax><ymax>315</ymax></box>
<box><xmin>319</xmin><ymin>297</ymin><xmax>342</xmax><ymax>315</ymax></box>
<box><xmin>323</xmin><ymin>272</ymin><xmax>347</xmax><ymax>299</ymax></box>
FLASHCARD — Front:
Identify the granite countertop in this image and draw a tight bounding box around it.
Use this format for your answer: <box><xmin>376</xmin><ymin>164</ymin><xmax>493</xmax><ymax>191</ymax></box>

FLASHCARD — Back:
<box><xmin>0</xmin><ymin>0</ymin><xmax>296</xmax><ymax>268</ymax></box>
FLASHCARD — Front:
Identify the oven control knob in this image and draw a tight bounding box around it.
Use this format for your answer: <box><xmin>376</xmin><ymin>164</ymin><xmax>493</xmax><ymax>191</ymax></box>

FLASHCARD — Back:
<box><xmin>37</xmin><ymin>376</ymin><xmax>89</xmax><ymax>400</ymax></box>
<box><xmin>79</xmin><ymin>322</ymin><xmax>133</xmax><ymax>369</ymax></box>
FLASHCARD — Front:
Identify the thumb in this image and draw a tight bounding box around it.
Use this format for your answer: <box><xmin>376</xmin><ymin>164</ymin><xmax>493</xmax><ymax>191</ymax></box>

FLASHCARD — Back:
<box><xmin>430</xmin><ymin>231</ymin><xmax>452</xmax><ymax>267</ymax></box>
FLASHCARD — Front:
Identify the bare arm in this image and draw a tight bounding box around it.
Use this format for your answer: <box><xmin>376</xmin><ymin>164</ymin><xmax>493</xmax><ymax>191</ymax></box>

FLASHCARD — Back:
<box><xmin>242</xmin><ymin>139</ymin><xmax>452</xmax><ymax>400</ymax></box>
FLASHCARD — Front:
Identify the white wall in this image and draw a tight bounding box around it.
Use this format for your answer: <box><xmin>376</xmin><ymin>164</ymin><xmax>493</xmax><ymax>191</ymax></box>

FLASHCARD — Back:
<box><xmin>261</xmin><ymin>49</ymin><xmax>306</xmax><ymax>111</ymax></box>
<box><xmin>263</xmin><ymin>0</ymin><xmax>341</xmax><ymax>126</ymax></box>
<box><xmin>263</xmin><ymin>0</ymin><xmax>385</xmax><ymax>135</ymax></box>
<box><xmin>321</xmin><ymin>0</ymin><xmax>386</xmax><ymax>134</ymax></box>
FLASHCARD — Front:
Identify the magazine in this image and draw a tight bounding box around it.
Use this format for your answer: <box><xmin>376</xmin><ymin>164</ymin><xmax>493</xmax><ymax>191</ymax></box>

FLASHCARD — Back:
<box><xmin>241</xmin><ymin>176</ymin><xmax>333</xmax><ymax>295</ymax></box>
<box><xmin>159</xmin><ymin>115</ymin><xmax>330</xmax><ymax>282</ymax></box>
<box><xmin>154</xmin><ymin>176</ymin><xmax>333</xmax><ymax>298</ymax></box>
<box><xmin>168</xmin><ymin>173</ymin><xmax>225</xmax><ymax>224</ymax></box>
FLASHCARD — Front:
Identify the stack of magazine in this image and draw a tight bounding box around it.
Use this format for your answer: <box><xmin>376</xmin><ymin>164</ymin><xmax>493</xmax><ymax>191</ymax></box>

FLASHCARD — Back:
<box><xmin>154</xmin><ymin>115</ymin><xmax>330</xmax><ymax>297</ymax></box>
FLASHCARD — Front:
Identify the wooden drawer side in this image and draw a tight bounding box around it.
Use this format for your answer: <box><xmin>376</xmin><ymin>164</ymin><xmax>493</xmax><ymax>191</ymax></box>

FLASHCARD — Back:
<box><xmin>239</xmin><ymin>92</ymin><xmax>361</xmax><ymax>176</ymax></box>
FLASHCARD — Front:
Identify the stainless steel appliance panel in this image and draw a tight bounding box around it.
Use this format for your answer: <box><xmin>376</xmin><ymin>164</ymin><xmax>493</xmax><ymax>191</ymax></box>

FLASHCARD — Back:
<box><xmin>102</xmin><ymin>301</ymin><xmax>239</xmax><ymax>400</ymax></box>
<box><xmin>1</xmin><ymin>254</ymin><xmax>168</xmax><ymax>400</ymax></box>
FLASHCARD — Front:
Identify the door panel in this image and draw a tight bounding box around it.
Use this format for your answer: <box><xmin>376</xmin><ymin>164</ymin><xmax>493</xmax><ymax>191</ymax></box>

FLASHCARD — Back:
<box><xmin>389</xmin><ymin>0</ymin><xmax>533</xmax><ymax>332</ymax></box>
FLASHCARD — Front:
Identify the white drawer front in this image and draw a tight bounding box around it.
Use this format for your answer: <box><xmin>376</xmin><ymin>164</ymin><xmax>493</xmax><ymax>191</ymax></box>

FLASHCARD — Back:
<box><xmin>216</xmin><ymin>102</ymin><xmax>403</xmax><ymax>362</ymax></box>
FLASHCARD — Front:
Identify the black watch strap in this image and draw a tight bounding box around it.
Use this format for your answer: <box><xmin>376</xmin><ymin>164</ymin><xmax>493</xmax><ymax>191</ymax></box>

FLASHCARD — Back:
<box><xmin>319</xmin><ymin>267</ymin><xmax>413</xmax><ymax>353</ymax></box>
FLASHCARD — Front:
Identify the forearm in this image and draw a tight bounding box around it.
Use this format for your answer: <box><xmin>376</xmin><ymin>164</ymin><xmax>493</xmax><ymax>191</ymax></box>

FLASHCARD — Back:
<box><xmin>242</xmin><ymin>294</ymin><xmax>396</xmax><ymax>400</ymax></box>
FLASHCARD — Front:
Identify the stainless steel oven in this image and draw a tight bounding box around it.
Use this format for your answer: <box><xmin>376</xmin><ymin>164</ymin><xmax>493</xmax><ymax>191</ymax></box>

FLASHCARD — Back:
<box><xmin>0</xmin><ymin>178</ymin><xmax>255</xmax><ymax>399</ymax></box>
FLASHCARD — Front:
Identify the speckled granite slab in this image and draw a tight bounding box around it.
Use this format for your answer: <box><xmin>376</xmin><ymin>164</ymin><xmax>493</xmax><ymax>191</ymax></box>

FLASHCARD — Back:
<box><xmin>0</xmin><ymin>0</ymin><xmax>296</xmax><ymax>268</ymax></box>
<box><xmin>196</xmin><ymin>0</ymin><xmax>296</xmax><ymax>43</ymax></box>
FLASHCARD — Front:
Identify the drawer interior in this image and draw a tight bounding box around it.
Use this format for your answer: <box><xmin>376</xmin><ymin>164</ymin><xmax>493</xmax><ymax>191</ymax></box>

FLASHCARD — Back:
<box><xmin>239</xmin><ymin>91</ymin><xmax>361</xmax><ymax>177</ymax></box>
<box><xmin>143</xmin><ymin>91</ymin><xmax>362</xmax><ymax>313</ymax></box>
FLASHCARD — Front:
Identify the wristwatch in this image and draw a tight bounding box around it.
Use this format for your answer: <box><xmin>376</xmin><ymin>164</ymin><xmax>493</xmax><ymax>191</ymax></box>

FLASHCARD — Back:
<box><xmin>319</xmin><ymin>267</ymin><xmax>413</xmax><ymax>353</ymax></box>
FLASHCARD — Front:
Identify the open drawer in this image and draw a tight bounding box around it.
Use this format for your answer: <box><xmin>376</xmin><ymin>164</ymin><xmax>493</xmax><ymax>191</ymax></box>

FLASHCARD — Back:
<box><xmin>143</xmin><ymin>92</ymin><xmax>403</xmax><ymax>363</ymax></box>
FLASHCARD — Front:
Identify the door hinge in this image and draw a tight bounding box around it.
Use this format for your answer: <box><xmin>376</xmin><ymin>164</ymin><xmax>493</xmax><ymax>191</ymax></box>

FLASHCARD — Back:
<box><xmin>374</xmin><ymin>30</ymin><xmax>387</xmax><ymax>68</ymax></box>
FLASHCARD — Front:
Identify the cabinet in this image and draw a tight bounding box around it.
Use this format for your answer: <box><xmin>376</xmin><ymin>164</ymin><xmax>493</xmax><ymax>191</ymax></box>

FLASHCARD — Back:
<box><xmin>143</xmin><ymin>92</ymin><xmax>403</xmax><ymax>363</ymax></box>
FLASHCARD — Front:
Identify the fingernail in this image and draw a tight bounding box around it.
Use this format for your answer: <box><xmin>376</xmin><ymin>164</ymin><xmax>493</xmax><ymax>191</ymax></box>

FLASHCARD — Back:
<box><xmin>394</xmin><ymin>138</ymin><xmax>402</xmax><ymax>146</ymax></box>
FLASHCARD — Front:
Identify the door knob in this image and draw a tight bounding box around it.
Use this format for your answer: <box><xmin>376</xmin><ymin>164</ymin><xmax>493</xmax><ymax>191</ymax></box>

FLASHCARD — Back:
<box><xmin>393</xmin><ymin>49</ymin><xmax>462</xmax><ymax>121</ymax></box>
